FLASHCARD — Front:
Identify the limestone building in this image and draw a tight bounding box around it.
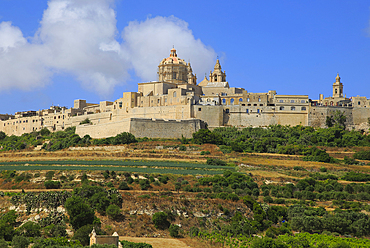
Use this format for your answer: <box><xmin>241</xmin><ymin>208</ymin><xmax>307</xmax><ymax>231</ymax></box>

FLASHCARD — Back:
<box><xmin>1</xmin><ymin>48</ymin><xmax>369</xmax><ymax>139</ymax></box>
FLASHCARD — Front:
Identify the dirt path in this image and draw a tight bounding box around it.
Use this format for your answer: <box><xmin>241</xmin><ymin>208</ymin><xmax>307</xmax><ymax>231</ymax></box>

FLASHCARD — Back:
<box><xmin>120</xmin><ymin>237</ymin><xmax>190</xmax><ymax>248</ymax></box>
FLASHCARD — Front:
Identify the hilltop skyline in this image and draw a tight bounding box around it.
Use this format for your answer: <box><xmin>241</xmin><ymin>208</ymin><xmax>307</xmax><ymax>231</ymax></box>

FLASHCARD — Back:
<box><xmin>0</xmin><ymin>0</ymin><xmax>370</xmax><ymax>113</ymax></box>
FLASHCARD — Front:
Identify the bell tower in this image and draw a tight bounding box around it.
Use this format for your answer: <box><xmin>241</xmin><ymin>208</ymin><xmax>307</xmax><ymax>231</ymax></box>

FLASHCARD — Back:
<box><xmin>333</xmin><ymin>73</ymin><xmax>343</xmax><ymax>98</ymax></box>
<box><xmin>209</xmin><ymin>59</ymin><xmax>226</xmax><ymax>82</ymax></box>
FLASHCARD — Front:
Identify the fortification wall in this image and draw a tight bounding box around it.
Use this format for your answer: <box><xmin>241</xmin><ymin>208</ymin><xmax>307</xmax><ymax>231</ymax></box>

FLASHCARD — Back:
<box><xmin>352</xmin><ymin>107</ymin><xmax>370</xmax><ymax>130</ymax></box>
<box><xmin>129</xmin><ymin>118</ymin><xmax>205</xmax><ymax>139</ymax></box>
<box><xmin>75</xmin><ymin>118</ymin><xmax>131</xmax><ymax>139</ymax></box>
<box><xmin>203</xmin><ymin>105</ymin><xmax>308</xmax><ymax>127</ymax></box>
<box><xmin>308</xmin><ymin>106</ymin><xmax>353</xmax><ymax>129</ymax></box>
<box><xmin>75</xmin><ymin>118</ymin><xmax>205</xmax><ymax>139</ymax></box>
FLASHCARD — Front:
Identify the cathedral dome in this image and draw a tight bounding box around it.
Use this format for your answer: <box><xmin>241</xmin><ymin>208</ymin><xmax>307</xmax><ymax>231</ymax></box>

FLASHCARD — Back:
<box><xmin>159</xmin><ymin>48</ymin><xmax>187</xmax><ymax>66</ymax></box>
<box><xmin>157</xmin><ymin>48</ymin><xmax>196</xmax><ymax>84</ymax></box>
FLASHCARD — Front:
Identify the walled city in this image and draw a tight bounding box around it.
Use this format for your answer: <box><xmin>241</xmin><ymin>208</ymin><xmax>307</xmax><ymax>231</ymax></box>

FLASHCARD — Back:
<box><xmin>1</xmin><ymin>48</ymin><xmax>370</xmax><ymax>139</ymax></box>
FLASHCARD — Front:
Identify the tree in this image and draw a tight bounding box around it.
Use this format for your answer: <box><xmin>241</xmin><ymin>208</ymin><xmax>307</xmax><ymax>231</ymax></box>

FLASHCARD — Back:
<box><xmin>192</xmin><ymin>129</ymin><xmax>224</xmax><ymax>145</ymax></box>
<box><xmin>0</xmin><ymin>131</ymin><xmax>6</xmax><ymax>140</ymax></box>
<box><xmin>0</xmin><ymin>239</ymin><xmax>8</xmax><ymax>248</ymax></box>
<box><xmin>106</xmin><ymin>205</ymin><xmax>121</xmax><ymax>220</ymax></box>
<box><xmin>11</xmin><ymin>236</ymin><xmax>29</xmax><ymax>248</ymax></box>
<box><xmin>169</xmin><ymin>224</ymin><xmax>180</xmax><ymax>238</ymax></box>
<box><xmin>175</xmin><ymin>182</ymin><xmax>181</xmax><ymax>192</ymax></box>
<box><xmin>113</xmin><ymin>132</ymin><xmax>137</xmax><ymax>145</ymax></box>
<box><xmin>152</xmin><ymin>212</ymin><xmax>170</xmax><ymax>230</ymax></box>
<box><xmin>65</xmin><ymin>196</ymin><xmax>95</xmax><ymax>230</ymax></box>
<box><xmin>118</xmin><ymin>181</ymin><xmax>130</xmax><ymax>190</ymax></box>
<box><xmin>73</xmin><ymin>225</ymin><xmax>101</xmax><ymax>246</ymax></box>
<box><xmin>333</xmin><ymin>110</ymin><xmax>346</xmax><ymax>129</ymax></box>
<box><xmin>251</xmin><ymin>237</ymin><xmax>288</xmax><ymax>248</ymax></box>
<box><xmin>17</xmin><ymin>221</ymin><xmax>41</xmax><ymax>237</ymax></box>
<box><xmin>0</xmin><ymin>210</ymin><xmax>17</xmax><ymax>241</ymax></box>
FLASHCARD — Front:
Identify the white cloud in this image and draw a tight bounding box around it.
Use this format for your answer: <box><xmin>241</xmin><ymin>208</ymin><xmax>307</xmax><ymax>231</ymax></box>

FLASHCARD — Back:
<box><xmin>122</xmin><ymin>16</ymin><xmax>216</xmax><ymax>81</ymax></box>
<box><xmin>0</xmin><ymin>0</ymin><xmax>216</xmax><ymax>97</ymax></box>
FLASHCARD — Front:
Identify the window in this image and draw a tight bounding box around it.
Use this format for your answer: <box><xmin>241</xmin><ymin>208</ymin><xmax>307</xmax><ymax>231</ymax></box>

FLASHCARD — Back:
<box><xmin>301</xmin><ymin>100</ymin><xmax>305</xmax><ymax>103</ymax></box>
<box><xmin>173</xmin><ymin>92</ymin><xmax>177</xmax><ymax>97</ymax></box>
<box><xmin>260</xmin><ymin>104</ymin><xmax>263</xmax><ymax>106</ymax></box>
<box><xmin>165</xmin><ymin>98</ymin><xmax>167</xmax><ymax>103</ymax></box>
<box><xmin>239</xmin><ymin>98</ymin><xmax>243</xmax><ymax>102</ymax></box>
<box><xmin>358</xmin><ymin>101</ymin><xmax>361</xmax><ymax>105</ymax></box>
<box><xmin>173</xmin><ymin>72</ymin><xmax>176</xmax><ymax>79</ymax></box>
<box><xmin>301</xmin><ymin>107</ymin><xmax>306</xmax><ymax>111</ymax></box>
<box><xmin>222</xmin><ymin>99</ymin><xmax>226</xmax><ymax>104</ymax></box>
<box><xmin>225</xmin><ymin>109</ymin><xmax>229</xmax><ymax>113</ymax></box>
<box><xmin>280</xmin><ymin>106</ymin><xmax>284</xmax><ymax>110</ymax></box>
<box><xmin>291</xmin><ymin>106</ymin><xmax>295</xmax><ymax>111</ymax></box>
<box><xmin>157</xmin><ymin>99</ymin><xmax>160</xmax><ymax>103</ymax></box>
<box><xmin>247</xmin><ymin>98</ymin><xmax>250</xmax><ymax>102</ymax></box>
<box><xmin>198</xmin><ymin>108</ymin><xmax>201</xmax><ymax>111</ymax></box>
<box><xmin>258</xmin><ymin>98</ymin><xmax>261</xmax><ymax>102</ymax></box>
<box><xmin>246</xmin><ymin>109</ymin><xmax>249</xmax><ymax>113</ymax></box>
<box><xmin>279</xmin><ymin>100</ymin><xmax>284</xmax><ymax>103</ymax></box>
<box><xmin>248</xmin><ymin>104</ymin><xmax>251</xmax><ymax>106</ymax></box>
<box><xmin>253</xmin><ymin>104</ymin><xmax>257</xmax><ymax>106</ymax></box>
<box><xmin>257</xmin><ymin>109</ymin><xmax>260</xmax><ymax>113</ymax></box>
<box><xmin>230</xmin><ymin>99</ymin><xmax>234</xmax><ymax>104</ymax></box>
<box><xmin>119</xmin><ymin>102</ymin><xmax>122</xmax><ymax>108</ymax></box>
<box><xmin>214</xmin><ymin>75</ymin><xmax>217</xmax><ymax>82</ymax></box>
<box><xmin>290</xmin><ymin>100</ymin><xmax>295</xmax><ymax>103</ymax></box>
<box><xmin>335</xmin><ymin>89</ymin><xmax>337</xmax><ymax>94</ymax></box>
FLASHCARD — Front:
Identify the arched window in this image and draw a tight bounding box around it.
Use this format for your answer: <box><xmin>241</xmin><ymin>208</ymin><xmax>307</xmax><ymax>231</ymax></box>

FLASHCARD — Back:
<box><xmin>258</xmin><ymin>98</ymin><xmax>261</xmax><ymax>102</ymax></box>
<box><xmin>247</xmin><ymin>98</ymin><xmax>250</xmax><ymax>102</ymax></box>
<box><xmin>239</xmin><ymin>98</ymin><xmax>243</xmax><ymax>102</ymax></box>
<box><xmin>335</xmin><ymin>89</ymin><xmax>337</xmax><ymax>94</ymax></box>
<box><xmin>230</xmin><ymin>99</ymin><xmax>234</xmax><ymax>104</ymax></box>
<box><xmin>214</xmin><ymin>75</ymin><xmax>217</xmax><ymax>82</ymax></box>
<box><xmin>173</xmin><ymin>91</ymin><xmax>177</xmax><ymax>97</ymax></box>
<box><xmin>222</xmin><ymin>99</ymin><xmax>226</xmax><ymax>104</ymax></box>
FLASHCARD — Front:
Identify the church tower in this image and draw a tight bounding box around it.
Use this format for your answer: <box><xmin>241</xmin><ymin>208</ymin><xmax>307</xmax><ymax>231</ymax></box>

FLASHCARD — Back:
<box><xmin>209</xmin><ymin>59</ymin><xmax>226</xmax><ymax>83</ymax></box>
<box><xmin>157</xmin><ymin>48</ymin><xmax>196</xmax><ymax>85</ymax></box>
<box><xmin>333</xmin><ymin>73</ymin><xmax>343</xmax><ymax>98</ymax></box>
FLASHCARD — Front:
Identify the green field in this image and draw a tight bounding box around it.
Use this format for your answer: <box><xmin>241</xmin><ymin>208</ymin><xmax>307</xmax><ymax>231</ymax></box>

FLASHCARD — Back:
<box><xmin>0</xmin><ymin>160</ymin><xmax>234</xmax><ymax>175</ymax></box>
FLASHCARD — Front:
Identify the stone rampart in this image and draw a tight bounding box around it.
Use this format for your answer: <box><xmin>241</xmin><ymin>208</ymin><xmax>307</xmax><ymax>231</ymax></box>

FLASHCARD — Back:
<box><xmin>75</xmin><ymin>118</ymin><xmax>205</xmax><ymax>139</ymax></box>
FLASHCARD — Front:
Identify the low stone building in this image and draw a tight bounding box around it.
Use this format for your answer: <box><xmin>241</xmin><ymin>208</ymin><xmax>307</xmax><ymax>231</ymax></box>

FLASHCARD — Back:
<box><xmin>90</xmin><ymin>228</ymin><xmax>121</xmax><ymax>247</ymax></box>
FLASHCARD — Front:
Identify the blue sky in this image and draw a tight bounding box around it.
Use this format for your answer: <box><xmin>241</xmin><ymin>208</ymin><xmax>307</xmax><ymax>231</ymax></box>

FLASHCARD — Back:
<box><xmin>0</xmin><ymin>0</ymin><xmax>369</xmax><ymax>114</ymax></box>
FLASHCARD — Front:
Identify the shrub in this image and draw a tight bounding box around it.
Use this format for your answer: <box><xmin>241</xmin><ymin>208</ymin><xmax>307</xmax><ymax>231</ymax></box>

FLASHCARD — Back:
<box><xmin>17</xmin><ymin>221</ymin><xmax>41</xmax><ymax>237</ymax></box>
<box><xmin>320</xmin><ymin>167</ymin><xmax>328</xmax><ymax>172</ymax></box>
<box><xmin>44</xmin><ymin>181</ymin><xmax>61</xmax><ymax>189</ymax></box>
<box><xmin>118</xmin><ymin>181</ymin><xmax>130</xmax><ymax>190</ymax></box>
<box><xmin>152</xmin><ymin>212</ymin><xmax>170</xmax><ymax>230</ymax></box>
<box><xmin>179</xmin><ymin>146</ymin><xmax>186</xmax><ymax>151</ymax></box>
<box><xmin>189</xmin><ymin>227</ymin><xmax>199</xmax><ymax>237</ymax></box>
<box><xmin>192</xmin><ymin>129</ymin><xmax>224</xmax><ymax>145</ymax></box>
<box><xmin>11</xmin><ymin>236</ymin><xmax>29</xmax><ymax>248</ymax></box>
<box><xmin>169</xmin><ymin>224</ymin><xmax>180</xmax><ymax>238</ymax></box>
<box><xmin>120</xmin><ymin>240</ymin><xmax>153</xmax><ymax>248</ymax></box>
<box><xmin>200</xmin><ymin>151</ymin><xmax>211</xmax><ymax>155</ymax></box>
<box><xmin>0</xmin><ymin>239</ymin><xmax>8</xmax><ymax>248</ymax></box>
<box><xmin>79</xmin><ymin>118</ymin><xmax>91</xmax><ymax>125</ymax></box>
<box><xmin>353</xmin><ymin>150</ymin><xmax>370</xmax><ymax>160</ymax></box>
<box><xmin>206</xmin><ymin>158</ymin><xmax>227</xmax><ymax>166</ymax></box>
<box><xmin>106</xmin><ymin>205</ymin><xmax>121</xmax><ymax>220</ymax></box>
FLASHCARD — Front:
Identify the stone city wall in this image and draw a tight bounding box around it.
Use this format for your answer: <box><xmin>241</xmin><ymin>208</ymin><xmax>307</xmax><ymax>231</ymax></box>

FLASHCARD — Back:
<box><xmin>129</xmin><ymin>118</ymin><xmax>205</xmax><ymax>139</ymax></box>
<box><xmin>75</xmin><ymin>117</ymin><xmax>205</xmax><ymax>139</ymax></box>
